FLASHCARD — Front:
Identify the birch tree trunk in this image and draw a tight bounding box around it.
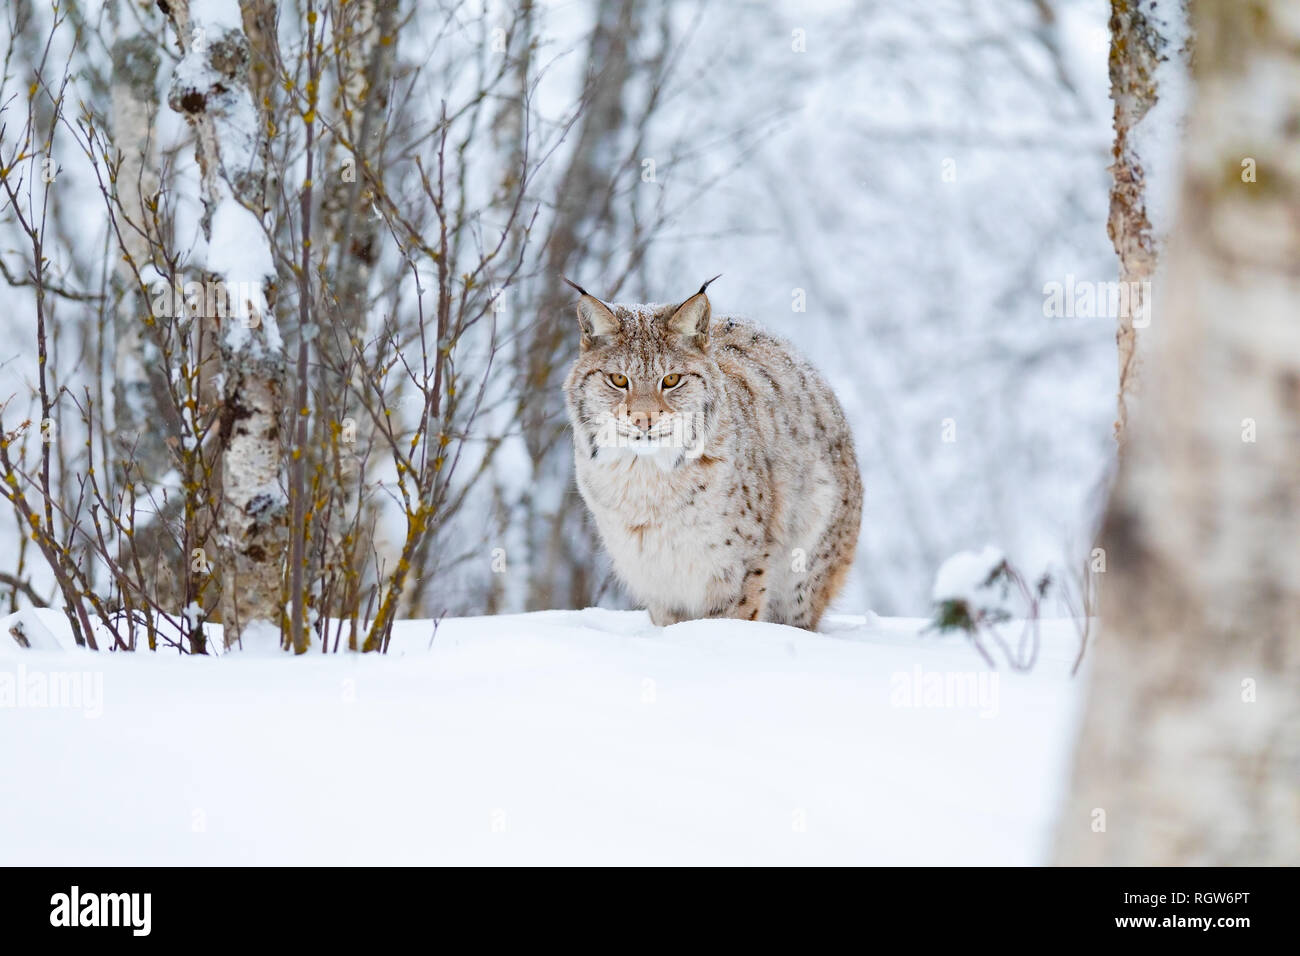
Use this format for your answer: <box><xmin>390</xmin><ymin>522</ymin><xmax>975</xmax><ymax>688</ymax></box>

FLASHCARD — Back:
<box><xmin>321</xmin><ymin>0</ymin><xmax>398</xmax><ymax>325</ymax></box>
<box><xmin>109</xmin><ymin>21</ymin><xmax>170</xmax><ymax>479</ymax></box>
<box><xmin>1106</xmin><ymin>0</ymin><xmax>1185</xmax><ymax>438</ymax></box>
<box><xmin>109</xmin><ymin>11</ymin><xmax>190</xmax><ymax>609</ymax></box>
<box><xmin>1055</xmin><ymin>0</ymin><xmax>1300</xmax><ymax>865</ymax></box>
<box><xmin>422</xmin><ymin>0</ymin><xmax>533</xmax><ymax>617</ymax></box>
<box><xmin>315</xmin><ymin>0</ymin><xmax>399</xmax><ymax>624</ymax></box>
<box><xmin>167</xmin><ymin>0</ymin><xmax>287</xmax><ymax>646</ymax></box>
<box><xmin>521</xmin><ymin>0</ymin><xmax>642</xmax><ymax>611</ymax></box>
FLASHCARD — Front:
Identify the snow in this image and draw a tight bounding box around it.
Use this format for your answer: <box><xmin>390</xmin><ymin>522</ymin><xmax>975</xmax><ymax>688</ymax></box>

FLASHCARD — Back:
<box><xmin>189</xmin><ymin>0</ymin><xmax>246</xmax><ymax>31</ymax></box>
<box><xmin>167</xmin><ymin>0</ymin><xmax>280</xmax><ymax>355</ymax></box>
<box><xmin>0</xmin><ymin>608</ymin><xmax>1084</xmax><ymax>865</ymax></box>
<box><xmin>931</xmin><ymin>546</ymin><xmax>1006</xmax><ymax>603</ymax></box>
<box><xmin>0</xmin><ymin>609</ymin><xmax>61</xmax><ymax>650</ymax></box>
<box><xmin>207</xmin><ymin>198</ymin><xmax>280</xmax><ymax>352</ymax></box>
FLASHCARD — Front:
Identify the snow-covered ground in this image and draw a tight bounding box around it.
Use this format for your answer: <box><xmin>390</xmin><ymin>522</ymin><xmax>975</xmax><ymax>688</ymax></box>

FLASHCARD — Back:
<box><xmin>0</xmin><ymin>609</ymin><xmax>1085</xmax><ymax>865</ymax></box>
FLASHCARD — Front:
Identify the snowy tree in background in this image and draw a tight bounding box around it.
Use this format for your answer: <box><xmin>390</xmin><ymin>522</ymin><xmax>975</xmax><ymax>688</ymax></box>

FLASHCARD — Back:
<box><xmin>0</xmin><ymin>0</ymin><xmax>576</xmax><ymax>649</ymax></box>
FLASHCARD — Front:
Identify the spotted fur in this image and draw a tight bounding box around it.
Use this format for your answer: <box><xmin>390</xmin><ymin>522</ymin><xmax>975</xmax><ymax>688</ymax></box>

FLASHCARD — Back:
<box><xmin>563</xmin><ymin>282</ymin><xmax>863</xmax><ymax>629</ymax></box>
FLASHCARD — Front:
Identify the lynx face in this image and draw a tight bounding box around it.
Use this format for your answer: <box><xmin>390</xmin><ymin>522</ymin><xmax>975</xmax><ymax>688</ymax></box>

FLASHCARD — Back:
<box><xmin>564</xmin><ymin>284</ymin><xmax>721</xmax><ymax>465</ymax></box>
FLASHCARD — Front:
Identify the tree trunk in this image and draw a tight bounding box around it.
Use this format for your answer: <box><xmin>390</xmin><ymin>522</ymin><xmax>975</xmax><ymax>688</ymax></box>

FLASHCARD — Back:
<box><xmin>109</xmin><ymin>14</ymin><xmax>192</xmax><ymax>612</ymax></box>
<box><xmin>413</xmin><ymin>0</ymin><xmax>533</xmax><ymax>617</ymax></box>
<box><xmin>315</xmin><ymin>0</ymin><xmax>400</xmax><ymax>625</ymax></box>
<box><xmin>519</xmin><ymin>0</ymin><xmax>642</xmax><ymax>611</ymax></box>
<box><xmin>1055</xmin><ymin>0</ymin><xmax>1300</xmax><ymax>865</ymax></box>
<box><xmin>109</xmin><ymin>24</ymin><xmax>171</xmax><ymax>480</ymax></box>
<box><xmin>321</xmin><ymin>0</ymin><xmax>398</xmax><ymax>325</ymax></box>
<box><xmin>166</xmin><ymin>0</ymin><xmax>287</xmax><ymax>647</ymax></box>
<box><xmin>1106</xmin><ymin>0</ymin><xmax>1185</xmax><ymax>438</ymax></box>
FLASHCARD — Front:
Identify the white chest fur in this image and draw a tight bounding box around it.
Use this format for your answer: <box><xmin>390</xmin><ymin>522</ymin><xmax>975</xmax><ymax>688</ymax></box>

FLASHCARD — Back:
<box><xmin>575</xmin><ymin>447</ymin><xmax>730</xmax><ymax>612</ymax></box>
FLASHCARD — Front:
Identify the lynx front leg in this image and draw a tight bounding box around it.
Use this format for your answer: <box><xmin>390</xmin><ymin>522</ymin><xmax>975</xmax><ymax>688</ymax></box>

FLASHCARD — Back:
<box><xmin>647</xmin><ymin>604</ymin><xmax>689</xmax><ymax>627</ymax></box>
<box><xmin>715</xmin><ymin>559</ymin><xmax>770</xmax><ymax>623</ymax></box>
<box><xmin>650</xmin><ymin>558</ymin><xmax>770</xmax><ymax>625</ymax></box>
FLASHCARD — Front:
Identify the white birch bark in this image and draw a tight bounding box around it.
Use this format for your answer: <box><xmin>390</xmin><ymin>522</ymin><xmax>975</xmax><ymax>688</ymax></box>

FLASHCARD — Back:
<box><xmin>1056</xmin><ymin>0</ymin><xmax>1300</xmax><ymax>865</ymax></box>
<box><xmin>167</xmin><ymin>0</ymin><xmax>286</xmax><ymax>646</ymax></box>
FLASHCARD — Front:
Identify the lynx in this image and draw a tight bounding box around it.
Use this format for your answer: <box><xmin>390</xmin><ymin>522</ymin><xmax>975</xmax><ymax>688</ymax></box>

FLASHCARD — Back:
<box><xmin>563</xmin><ymin>277</ymin><xmax>862</xmax><ymax>629</ymax></box>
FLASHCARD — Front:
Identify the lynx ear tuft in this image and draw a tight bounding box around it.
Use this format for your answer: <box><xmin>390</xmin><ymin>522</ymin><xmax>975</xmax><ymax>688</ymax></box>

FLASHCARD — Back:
<box><xmin>562</xmin><ymin>276</ymin><xmax>591</xmax><ymax>298</ymax></box>
<box><xmin>565</xmin><ymin>276</ymin><xmax>619</xmax><ymax>344</ymax></box>
<box><xmin>666</xmin><ymin>275</ymin><xmax>720</xmax><ymax>345</ymax></box>
<box><xmin>696</xmin><ymin>274</ymin><xmax>722</xmax><ymax>296</ymax></box>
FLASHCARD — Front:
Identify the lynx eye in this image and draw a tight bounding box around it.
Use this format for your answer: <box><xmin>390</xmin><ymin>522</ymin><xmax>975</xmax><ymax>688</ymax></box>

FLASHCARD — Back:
<box><xmin>608</xmin><ymin>372</ymin><xmax>629</xmax><ymax>389</ymax></box>
<box><xmin>661</xmin><ymin>373</ymin><xmax>682</xmax><ymax>389</ymax></box>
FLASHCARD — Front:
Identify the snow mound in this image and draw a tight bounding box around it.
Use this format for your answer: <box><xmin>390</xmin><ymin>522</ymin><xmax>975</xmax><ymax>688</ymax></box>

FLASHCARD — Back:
<box><xmin>0</xmin><ymin>609</ymin><xmax>61</xmax><ymax>650</ymax></box>
<box><xmin>932</xmin><ymin>546</ymin><xmax>1006</xmax><ymax>603</ymax></box>
<box><xmin>0</xmin><ymin>609</ymin><xmax>1084</xmax><ymax>865</ymax></box>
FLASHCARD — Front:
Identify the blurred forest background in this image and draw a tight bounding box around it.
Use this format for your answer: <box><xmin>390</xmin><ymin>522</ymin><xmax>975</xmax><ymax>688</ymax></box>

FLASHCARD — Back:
<box><xmin>0</xmin><ymin>0</ymin><xmax>1119</xmax><ymax>642</ymax></box>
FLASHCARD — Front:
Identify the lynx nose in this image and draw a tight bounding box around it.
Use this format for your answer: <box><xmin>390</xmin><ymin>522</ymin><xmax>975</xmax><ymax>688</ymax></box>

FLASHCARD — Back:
<box><xmin>630</xmin><ymin>410</ymin><xmax>655</xmax><ymax>433</ymax></box>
